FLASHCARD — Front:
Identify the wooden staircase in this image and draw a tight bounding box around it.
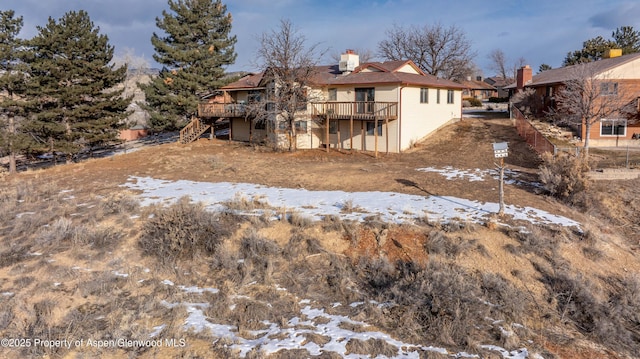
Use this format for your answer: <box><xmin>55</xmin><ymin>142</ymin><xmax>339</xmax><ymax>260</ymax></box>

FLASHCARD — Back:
<box><xmin>179</xmin><ymin>117</ymin><xmax>211</xmax><ymax>144</ymax></box>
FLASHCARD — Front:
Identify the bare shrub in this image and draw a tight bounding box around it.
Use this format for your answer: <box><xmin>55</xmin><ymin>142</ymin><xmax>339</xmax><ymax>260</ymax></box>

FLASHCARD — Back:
<box><xmin>138</xmin><ymin>197</ymin><xmax>234</xmax><ymax>264</ymax></box>
<box><xmin>0</xmin><ymin>245</ymin><xmax>30</xmax><ymax>268</ymax></box>
<box><xmin>538</xmin><ymin>152</ymin><xmax>590</xmax><ymax>206</ymax></box>
<box><xmin>287</xmin><ymin>210</ymin><xmax>312</xmax><ymax>228</ymax></box>
<box><xmin>70</xmin><ymin>224</ymin><xmax>124</xmax><ymax>251</ymax></box>
<box><xmin>293</xmin><ymin>232</ymin><xmax>325</xmax><ymax>257</ymax></box>
<box><xmin>98</xmin><ymin>191</ymin><xmax>139</xmax><ymax>215</ymax></box>
<box><xmin>345</xmin><ymin>338</ymin><xmax>398</xmax><ymax>357</ymax></box>
<box><xmin>36</xmin><ymin>217</ymin><xmax>75</xmax><ymax>247</ymax></box>
<box><xmin>355</xmin><ymin>258</ymin><xmax>531</xmax><ymax>348</ymax></box>
<box><xmin>425</xmin><ymin>231</ymin><xmax>475</xmax><ymax>258</ymax></box>
<box><xmin>239</xmin><ymin>229</ymin><xmax>281</xmax><ymax>283</ymax></box>
<box><xmin>537</xmin><ymin>267</ymin><xmax>640</xmax><ymax>355</ymax></box>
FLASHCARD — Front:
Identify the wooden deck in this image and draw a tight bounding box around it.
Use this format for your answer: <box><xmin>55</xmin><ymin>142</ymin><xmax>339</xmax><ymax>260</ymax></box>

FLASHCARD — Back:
<box><xmin>198</xmin><ymin>103</ymin><xmax>246</xmax><ymax>118</ymax></box>
<box><xmin>198</xmin><ymin>101</ymin><xmax>398</xmax><ymax>121</ymax></box>
<box><xmin>310</xmin><ymin>101</ymin><xmax>398</xmax><ymax>120</ymax></box>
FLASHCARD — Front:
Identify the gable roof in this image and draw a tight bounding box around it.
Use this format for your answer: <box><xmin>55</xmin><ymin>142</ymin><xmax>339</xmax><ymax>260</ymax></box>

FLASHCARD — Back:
<box><xmin>506</xmin><ymin>52</ymin><xmax>640</xmax><ymax>89</ymax></box>
<box><xmin>221</xmin><ymin>72</ymin><xmax>265</xmax><ymax>90</ymax></box>
<box><xmin>457</xmin><ymin>79</ymin><xmax>496</xmax><ymax>91</ymax></box>
<box><xmin>484</xmin><ymin>76</ymin><xmax>511</xmax><ymax>87</ymax></box>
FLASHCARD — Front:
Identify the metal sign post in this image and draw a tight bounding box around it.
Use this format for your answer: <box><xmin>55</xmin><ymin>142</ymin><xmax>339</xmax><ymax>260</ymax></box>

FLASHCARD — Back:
<box><xmin>492</xmin><ymin>142</ymin><xmax>509</xmax><ymax>216</ymax></box>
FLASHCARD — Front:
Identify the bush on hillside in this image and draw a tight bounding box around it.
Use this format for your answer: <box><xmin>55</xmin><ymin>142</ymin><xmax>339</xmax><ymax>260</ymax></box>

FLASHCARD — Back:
<box><xmin>138</xmin><ymin>197</ymin><xmax>236</xmax><ymax>264</ymax></box>
<box><xmin>538</xmin><ymin>152</ymin><xmax>590</xmax><ymax>205</ymax></box>
<box><xmin>463</xmin><ymin>97</ymin><xmax>482</xmax><ymax>107</ymax></box>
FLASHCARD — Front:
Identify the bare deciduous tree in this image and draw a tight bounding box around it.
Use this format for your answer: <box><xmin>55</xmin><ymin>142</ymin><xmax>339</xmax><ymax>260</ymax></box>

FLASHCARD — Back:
<box><xmin>548</xmin><ymin>65</ymin><xmax>632</xmax><ymax>158</ymax></box>
<box><xmin>488</xmin><ymin>49</ymin><xmax>508</xmax><ymax>80</ymax></box>
<box><xmin>254</xmin><ymin>19</ymin><xmax>325</xmax><ymax>151</ymax></box>
<box><xmin>377</xmin><ymin>23</ymin><xmax>476</xmax><ymax>81</ymax></box>
<box><xmin>330</xmin><ymin>48</ymin><xmax>374</xmax><ymax>64</ymax></box>
<box><xmin>488</xmin><ymin>49</ymin><xmax>526</xmax><ymax>82</ymax></box>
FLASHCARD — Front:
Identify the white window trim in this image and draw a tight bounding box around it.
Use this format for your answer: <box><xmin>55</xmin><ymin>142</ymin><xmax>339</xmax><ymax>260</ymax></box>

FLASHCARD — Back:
<box><xmin>600</xmin><ymin>118</ymin><xmax>627</xmax><ymax>137</ymax></box>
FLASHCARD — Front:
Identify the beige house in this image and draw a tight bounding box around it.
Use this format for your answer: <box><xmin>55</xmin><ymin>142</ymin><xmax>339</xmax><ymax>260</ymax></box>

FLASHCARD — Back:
<box><xmin>184</xmin><ymin>51</ymin><xmax>464</xmax><ymax>153</ymax></box>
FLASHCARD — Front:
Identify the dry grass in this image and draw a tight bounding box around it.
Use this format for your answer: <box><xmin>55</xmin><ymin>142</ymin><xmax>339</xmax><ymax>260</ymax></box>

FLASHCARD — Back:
<box><xmin>1</xmin><ymin>117</ymin><xmax>639</xmax><ymax>358</ymax></box>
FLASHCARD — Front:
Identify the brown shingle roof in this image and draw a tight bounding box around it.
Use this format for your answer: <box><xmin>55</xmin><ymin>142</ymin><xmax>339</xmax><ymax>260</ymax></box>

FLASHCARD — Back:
<box><xmin>506</xmin><ymin>52</ymin><xmax>640</xmax><ymax>89</ymax></box>
<box><xmin>222</xmin><ymin>60</ymin><xmax>465</xmax><ymax>90</ymax></box>
<box><xmin>457</xmin><ymin>79</ymin><xmax>496</xmax><ymax>90</ymax></box>
<box><xmin>221</xmin><ymin>72</ymin><xmax>265</xmax><ymax>90</ymax></box>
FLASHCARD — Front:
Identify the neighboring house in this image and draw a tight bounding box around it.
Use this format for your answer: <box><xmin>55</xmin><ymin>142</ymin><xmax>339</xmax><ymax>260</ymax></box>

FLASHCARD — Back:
<box><xmin>458</xmin><ymin>76</ymin><xmax>498</xmax><ymax>100</ymax></box>
<box><xmin>507</xmin><ymin>52</ymin><xmax>640</xmax><ymax>147</ymax></box>
<box><xmin>185</xmin><ymin>50</ymin><xmax>464</xmax><ymax>154</ymax></box>
<box><xmin>484</xmin><ymin>76</ymin><xmax>511</xmax><ymax>98</ymax></box>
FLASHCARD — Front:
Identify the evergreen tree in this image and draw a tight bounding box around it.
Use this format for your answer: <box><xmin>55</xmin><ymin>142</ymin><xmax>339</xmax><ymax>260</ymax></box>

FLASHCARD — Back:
<box><xmin>538</xmin><ymin>63</ymin><xmax>553</xmax><ymax>73</ymax></box>
<box><xmin>0</xmin><ymin>10</ymin><xmax>30</xmax><ymax>173</ymax></box>
<box><xmin>612</xmin><ymin>26</ymin><xmax>640</xmax><ymax>54</ymax></box>
<box><xmin>563</xmin><ymin>26</ymin><xmax>640</xmax><ymax>66</ymax></box>
<box><xmin>25</xmin><ymin>10</ymin><xmax>130</xmax><ymax>162</ymax></box>
<box><xmin>140</xmin><ymin>0</ymin><xmax>237</xmax><ymax>131</ymax></box>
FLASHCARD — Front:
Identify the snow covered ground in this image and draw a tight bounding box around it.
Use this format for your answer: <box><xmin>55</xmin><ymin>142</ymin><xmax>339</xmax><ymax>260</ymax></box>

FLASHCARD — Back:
<box><xmin>156</xmin><ymin>279</ymin><xmax>538</xmax><ymax>359</ymax></box>
<box><xmin>123</xmin><ymin>175</ymin><xmax>579</xmax><ymax>229</ymax></box>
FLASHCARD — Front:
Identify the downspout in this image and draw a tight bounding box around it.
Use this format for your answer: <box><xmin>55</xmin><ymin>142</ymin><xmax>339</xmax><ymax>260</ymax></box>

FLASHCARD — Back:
<box><xmin>399</xmin><ymin>86</ymin><xmax>405</xmax><ymax>153</ymax></box>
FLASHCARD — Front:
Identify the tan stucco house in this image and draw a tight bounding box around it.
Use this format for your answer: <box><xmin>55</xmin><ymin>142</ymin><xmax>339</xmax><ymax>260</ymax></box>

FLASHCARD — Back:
<box><xmin>183</xmin><ymin>50</ymin><xmax>465</xmax><ymax>153</ymax></box>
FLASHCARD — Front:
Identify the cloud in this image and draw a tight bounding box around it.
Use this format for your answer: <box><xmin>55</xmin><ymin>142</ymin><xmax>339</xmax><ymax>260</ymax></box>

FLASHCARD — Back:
<box><xmin>589</xmin><ymin>3</ymin><xmax>640</xmax><ymax>29</ymax></box>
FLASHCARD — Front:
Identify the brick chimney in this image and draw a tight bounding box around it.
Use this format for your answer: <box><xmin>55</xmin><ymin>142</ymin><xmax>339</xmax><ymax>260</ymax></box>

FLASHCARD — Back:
<box><xmin>339</xmin><ymin>49</ymin><xmax>359</xmax><ymax>74</ymax></box>
<box><xmin>516</xmin><ymin>65</ymin><xmax>532</xmax><ymax>91</ymax></box>
<box><xmin>604</xmin><ymin>48</ymin><xmax>622</xmax><ymax>58</ymax></box>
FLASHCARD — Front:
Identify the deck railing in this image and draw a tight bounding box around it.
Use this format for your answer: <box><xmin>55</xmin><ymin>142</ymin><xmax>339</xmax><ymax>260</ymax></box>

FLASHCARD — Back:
<box><xmin>198</xmin><ymin>103</ymin><xmax>246</xmax><ymax>118</ymax></box>
<box><xmin>198</xmin><ymin>101</ymin><xmax>399</xmax><ymax>120</ymax></box>
<box><xmin>310</xmin><ymin>102</ymin><xmax>398</xmax><ymax>119</ymax></box>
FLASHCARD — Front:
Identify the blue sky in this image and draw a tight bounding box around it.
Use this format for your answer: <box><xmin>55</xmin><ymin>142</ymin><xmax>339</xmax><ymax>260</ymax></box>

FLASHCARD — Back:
<box><xmin>3</xmin><ymin>0</ymin><xmax>640</xmax><ymax>76</ymax></box>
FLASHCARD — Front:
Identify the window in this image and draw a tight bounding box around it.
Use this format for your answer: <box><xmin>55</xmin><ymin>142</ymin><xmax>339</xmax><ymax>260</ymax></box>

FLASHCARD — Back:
<box><xmin>600</xmin><ymin>82</ymin><xmax>618</xmax><ymax>95</ymax></box>
<box><xmin>420</xmin><ymin>88</ymin><xmax>429</xmax><ymax>103</ymax></box>
<box><xmin>254</xmin><ymin>120</ymin><xmax>266</xmax><ymax>130</ymax></box>
<box><xmin>355</xmin><ymin>87</ymin><xmax>375</xmax><ymax>113</ymax></box>
<box><xmin>366</xmin><ymin>121</ymin><xmax>383</xmax><ymax>136</ymax></box>
<box><xmin>328</xmin><ymin>88</ymin><xmax>337</xmax><ymax>101</ymax></box>
<box><xmin>447</xmin><ymin>90</ymin><xmax>454</xmax><ymax>104</ymax></box>
<box><xmin>545</xmin><ymin>86</ymin><xmax>554</xmax><ymax>97</ymax></box>
<box><xmin>329</xmin><ymin>120</ymin><xmax>338</xmax><ymax>134</ymax></box>
<box><xmin>600</xmin><ymin>119</ymin><xmax>626</xmax><ymax>136</ymax></box>
<box><xmin>436</xmin><ymin>89</ymin><xmax>441</xmax><ymax>104</ymax></box>
<box><xmin>248</xmin><ymin>90</ymin><xmax>261</xmax><ymax>103</ymax></box>
<box><xmin>295</xmin><ymin>120</ymin><xmax>307</xmax><ymax>133</ymax></box>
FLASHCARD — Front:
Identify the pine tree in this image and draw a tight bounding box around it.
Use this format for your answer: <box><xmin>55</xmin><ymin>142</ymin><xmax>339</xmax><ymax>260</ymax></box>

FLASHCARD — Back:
<box><xmin>0</xmin><ymin>10</ymin><xmax>30</xmax><ymax>174</ymax></box>
<box><xmin>140</xmin><ymin>0</ymin><xmax>237</xmax><ymax>131</ymax></box>
<box><xmin>24</xmin><ymin>10</ymin><xmax>131</xmax><ymax>162</ymax></box>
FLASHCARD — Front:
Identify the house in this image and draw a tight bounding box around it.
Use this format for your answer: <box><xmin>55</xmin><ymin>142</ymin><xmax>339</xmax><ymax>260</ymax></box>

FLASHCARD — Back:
<box><xmin>184</xmin><ymin>50</ymin><xmax>465</xmax><ymax>154</ymax></box>
<box><xmin>484</xmin><ymin>76</ymin><xmax>510</xmax><ymax>98</ymax></box>
<box><xmin>458</xmin><ymin>76</ymin><xmax>498</xmax><ymax>101</ymax></box>
<box><xmin>507</xmin><ymin>51</ymin><xmax>640</xmax><ymax>147</ymax></box>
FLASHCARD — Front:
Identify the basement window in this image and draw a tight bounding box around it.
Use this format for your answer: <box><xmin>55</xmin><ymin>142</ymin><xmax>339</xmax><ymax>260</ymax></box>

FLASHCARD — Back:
<box><xmin>329</xmin><ymin>120</ymin><xmax>338</xmax><ymax>134</ymax></box>
<box><xmin>600</xmin><ymin>119</ymin><xmax>626</xmax><ymax>136</ymax></box>
<box><xmin>366</xmin><ymin>121</ymin><xmax>383</xmax><ymax>136</ymax></box>
<box><xmin>295</xmin><ymin>120</ymin><xmax>307</xmax><ymax>133</ymax></box>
